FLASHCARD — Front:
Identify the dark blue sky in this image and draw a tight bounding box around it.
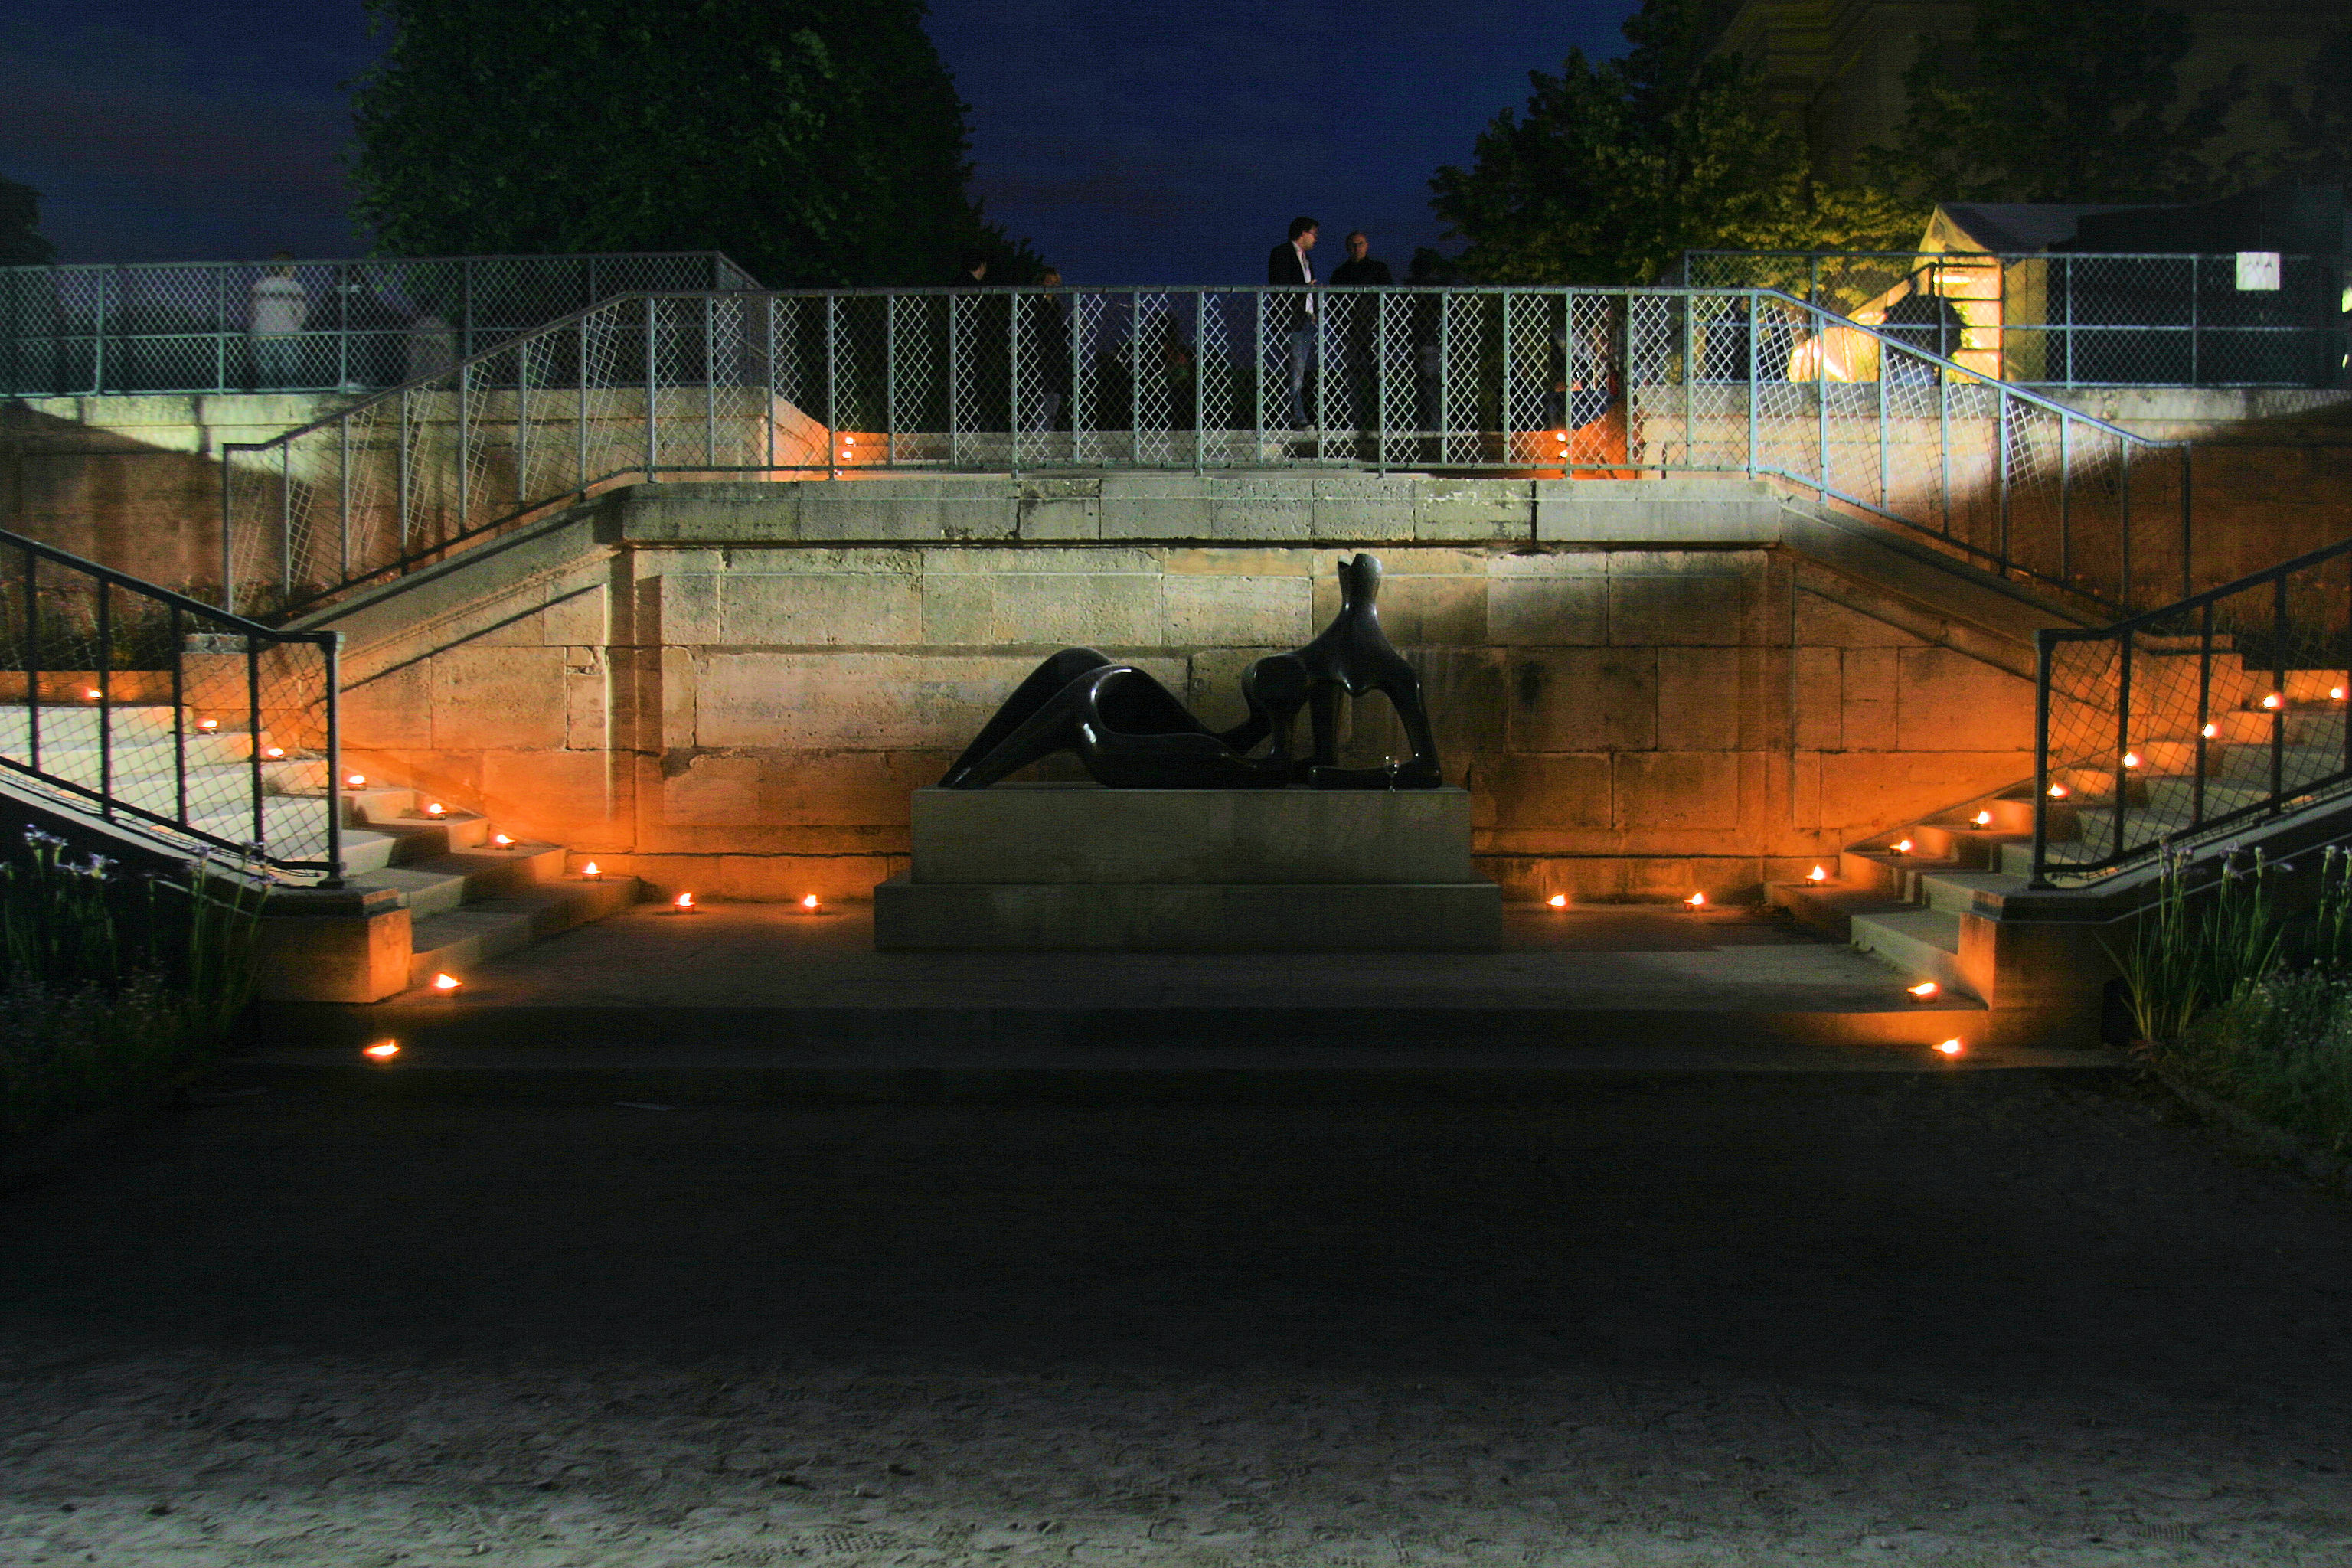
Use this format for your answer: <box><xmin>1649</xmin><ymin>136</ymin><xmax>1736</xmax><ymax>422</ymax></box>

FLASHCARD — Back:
<box><xmin>0</xmin><ymin>0</ymin><xmax>1640</xmax><ymax>285</ymax></box>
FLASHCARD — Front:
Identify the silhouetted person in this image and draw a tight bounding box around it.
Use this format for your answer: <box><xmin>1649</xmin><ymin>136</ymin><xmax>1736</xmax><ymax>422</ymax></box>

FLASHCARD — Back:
<box><xmin>1021</xmin><ymin>266</ymin><xmax>1071</xmax><ymax>431</ymax></box>
<box><xmin>1267</xmin><ymin>216</ymin><xmax>1318</xmax><ymax>426</ymax></box>
<box><xmin>1328</xmin><ymin>230</ymin><xmax>1392</xmax><ymax>286</ymax></box>
<box><xmin>249</xmin><ymin>253</ymin><xmax>309</xmax><ymax>390</ymax></box>
<box><xmin>1328</xmin><ymin>231</ymin><xmax>1391</xmax><ymax>430</ymax></box>
<box><xmin>952</xmin><ymin>249</ymin><xmax>989</xmax><ymax>287</ymax></box>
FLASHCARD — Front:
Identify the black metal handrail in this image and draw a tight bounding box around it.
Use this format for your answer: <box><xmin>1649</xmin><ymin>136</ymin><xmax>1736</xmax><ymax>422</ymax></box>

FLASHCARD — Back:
<box><xmin>0</xmin><ymin>528</ymin><xmax>341</xmax><ymax>883</ymax></box>
<box><xmin>2032</xmin><ymin>530</ymin><xmax>2352</xmax><ymax>884</ymax></box>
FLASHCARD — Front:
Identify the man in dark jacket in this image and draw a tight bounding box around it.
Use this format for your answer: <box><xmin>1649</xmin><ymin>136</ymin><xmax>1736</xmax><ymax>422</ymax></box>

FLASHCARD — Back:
<box><xmin>1328</xmin><ymin>231</ymin><xmax>1391</xmax><ymax>430</ymax></box>
<box><xmin>1266</xmin><ymin>216</ymin><xmax>1318</xmax><ymax>426</ymax></box>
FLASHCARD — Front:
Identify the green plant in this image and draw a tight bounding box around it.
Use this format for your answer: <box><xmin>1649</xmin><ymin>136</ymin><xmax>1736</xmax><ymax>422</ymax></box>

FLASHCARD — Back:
<box><xmin>2170</xmin><ymin>972</ymin><xmax>2352</xmax><ymax>1157</ymax></box>
<box><xmin>2103</xmin><ymin>842</ymin><xmax>2285</xmax><ymax>1044</ymax></box>
<box><xmin>0</xmin><ymin>828</ymin><xmax>266</xmax><ymax>1145</ymax></box>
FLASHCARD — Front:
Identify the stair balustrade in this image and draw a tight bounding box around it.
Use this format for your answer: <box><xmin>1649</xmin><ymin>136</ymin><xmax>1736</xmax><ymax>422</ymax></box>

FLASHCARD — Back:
<box><xmin>2033</xmin><ymin>534</ymin><xmax>2352</xmax><ymax>884</ymax></box>
<box><xmin>0</xmin><ymin>528</ymin><xmax>343</xmax><ymax>884</ymax></box>
<box><xmin>217</xmin><ymin>286</ymin><xmax>2188</xmax><ymax>622</ymax></box>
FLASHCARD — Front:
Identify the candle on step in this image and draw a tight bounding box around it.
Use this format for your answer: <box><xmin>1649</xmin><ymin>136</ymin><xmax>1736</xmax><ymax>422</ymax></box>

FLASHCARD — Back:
<box><xmin>1891</xmin><ymin>838</ymin><xmax>1913</xmax><ymax>855</ymax></box>
<box><xmin>346</xmin><ymin>773</ymin><xmax>366</xmax><ymax>789</ymax></box>
<box><xmin>581</xmin><ymin>861</ymin><xmax>600</xmax><ymax>880</ymax></box>
<box><xmin>1546</xmin><ymin>893</ymin><xmax>1568</xmax><ymax>908</ymax></box>
<box><xmin>363</xmin><ymin>1040</ymin><xmax>400</xmax><ymax>1060</ymax></box>
<box><xmin>1909</xmin><ymin>982</ymin><xmax>1940</xmax><ymax>999</ymax></box>
<box><xmin>263</xmin><ymin>746</ymin><xmax>284</xmax><ymax>760</ymax></box>
<box><xmin>492</xmin><ymin>833</ymin><xmax>514</xmax><ymax>847</ymax></box>
<box><xmin>1935</xmin><ymin>1038</ymin><xmax>1964</xmax><ymax>1056</ymax></box>
<box><xmin>429</xmin><ymin>973</ymin><xmax>461</xmax><ymax>992</ymax></box>
<box><xmin>1684</xmin><ymin>891</ymin><xmax>1706</xmax><ymax>910</ymax></box>
<box><xmin>1972</xmin><ymin>810</ymin><xmax>1993</xmax><ymax>827</ymax></box>
<box><xmin>673</xmin><ymin>891</ymin><xmax>696</xmax><ymax>912</ymax></box>
<box><xmin>197</xmin><ymin>717</ymin><xmax>218</xmax><ymax>731</ymax></box>
<box><xmin>801</xmin><ymin>893</ymin><xmax>821</xmax><ymax>912</ymax></box>
<box><xmin>2047</xmin><ymin>782</ymin><xmax>2069</xmax><ymax>799</ymax></box>
<box><xmin>1808</xmin><ymin>865</ymin><xmax>1828</xmax><ymax>883</ymax></box>
<box><xmin>424</xmin><ymin>802</ymin><xmax>446</xmax><ymax>818</ymax></box>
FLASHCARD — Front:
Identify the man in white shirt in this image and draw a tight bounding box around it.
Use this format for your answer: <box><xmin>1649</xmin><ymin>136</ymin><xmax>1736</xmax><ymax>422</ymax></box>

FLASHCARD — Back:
<box><xmin>248</xmin><ymin>253</ymin><xmax>310</xmax><ymax>390</ymax></box>
<box><xmin>1266</xmin><ymin>217</ymin><xmax>1318</xmax><ymax>426</ymax></box>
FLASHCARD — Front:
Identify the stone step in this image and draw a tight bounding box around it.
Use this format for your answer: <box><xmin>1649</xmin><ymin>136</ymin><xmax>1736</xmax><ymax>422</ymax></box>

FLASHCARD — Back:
<box><xmin>348</xmin><ymin>842</ymin><xmax>567</xmax><ymax>919</ymax></box>
<box><xmin>1918</xmin><ymin>869</ymin><xmax>2030</xmax><ymax>916</ymax></box>
<box><xmin>1838</xmin><ymin>848</ymin><xmax>1962</xmax><ymax>900</ymax></box>
<box><xmin>406</xmin><ymin>877</ymin><xmax>642</xmax><ymax>989</ymax></box>
<box><xmin>1848</xmin><ymin>906</ymin><xmax>1972</xmax><ymax>999</ymax></box>
<box><xmin>1765</xmin><ymin>878</ymin><xmax>1909</xmax><ymax>942</ymax></box>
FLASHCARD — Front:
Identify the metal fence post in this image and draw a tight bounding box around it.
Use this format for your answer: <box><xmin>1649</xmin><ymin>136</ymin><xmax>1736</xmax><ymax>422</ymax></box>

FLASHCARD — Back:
<box><xmin>576</xmin><ymin>309</ymin><xmax>590</xmax><ymax>490</ymax></box>
<box><xmin>1746</xmin><ymin>291</ymin><xmax>1757</xmax><ymax>476</ymax></box>
<box><xmin>247</xmin><ymin>632</ymin><xmax>266</xmax><ymax>852</ymax></box>
<box><xmin>90</xmin><ymin>269</ymin><xmax>106</xmax><ymax>395</ymax></box>
<box><xmin>2194</xmin><ymin>601</ymin><xmax>2213</xmax><ymax>828</ymax></box>
<box><xmin>457</xmin><ymin>354</ymin><xmax>473</xmax><ymax>531</ymax></box>
<box><xmin>2189</xmin><ymin>255</ymin><xmax>2200</xmax><ymax>387</ymax></box>
<box><xmin>825</xmin><ymin>295</ymin><xmax>839</xmax><ymax>476</ymax></box>
<box><xmin>704</xmin><ymin>293</ymin><xmax>718</xmax><ymax>470</ymax></box>
<box><xmin>94</xmin><ymin>580</ymin><xmax>111</xmax><ymax>819</ymax></box>
<box><xmin>2113</xmin><ymin>630</ymin><xmax>2132</xmax><ymax>864</ymax></box>
<box><xmin>279</xmin><ymin>444</ymin><xmax>294</xmax><ymax>603</ymax></box>
<box><xmin>885</xmin><ymin>294</ymin><xmax>898</xmax><ymax>467</ymax></box>
<box><xmin>169</xmin><ymin>604</ymin><xmax>187</xmax><ymax>828</ymax></box>
<box><xmin>2030</xmin><ymin>629</ymin><xmax>2054</xmax><ymax>887</ymax></box>
<box><xmin>946</xmin><ymin>293</ymin><xmax>959</xmax><ymax>468</ymax></box>
<box><xmin>322</xmin><ymin>630</ymin><xmax>345</xmax><ymax>886</ymax></box>
<box><xmin>643</xmin><ymin>295</ymin><xmax>658</xmax><ymax>479</ymax></box>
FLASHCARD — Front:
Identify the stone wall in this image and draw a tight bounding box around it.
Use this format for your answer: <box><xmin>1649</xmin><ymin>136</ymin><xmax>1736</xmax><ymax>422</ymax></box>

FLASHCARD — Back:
<box><xmin>321</xmin><ymin>475</ymin><xmax>2060</xmax><ymax>903</ymax></box>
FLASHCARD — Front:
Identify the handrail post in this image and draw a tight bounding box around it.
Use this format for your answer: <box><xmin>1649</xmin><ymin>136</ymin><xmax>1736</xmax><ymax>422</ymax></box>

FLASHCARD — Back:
<box><xmin>2113</xmin><ymin>629</ymin><xmax>2132</xmax><ymax>864</ymax></box>
<box><xmin>2194</xmin><ymin>601</ymin><xmax>2213</xmax><ymax>828</ymax></box>
<box><xmin>95</xmin><ymin>580</ymin><xmax>111</xmax><ymax>819</ymax></box>
<box><xmin>279</xmin><ymin>444</ymin><xmax>294</xmax><ymax>605</ymax></box>
<box><xmin>1008</xmin><ymin>286</ymin><xmax>1023</xmax><ymax>475</ymax></box>
<box><xmin>219</xmin><ymin>445</ymin><xmax>237</xmax><ymax>613</ymax></box>
<box><xmin>321</xmin><ymin>630</ymin><xmax>345</xmax><ymax>887</ymax></box>
<box><xmin>946</xmin><ymin>293</ymin><xmax>959</xmax><ymax>469</ymax></box>
<box><xmin>2273</xmin><ymin>573</ymin><xmax>2288</xmax><ymax>809</ymax></box>
<box><xmin>643</xmin><ymin>295</ymin><xmax>658</xmax><ymax>480</ymax></box>
<box><xmin>169</xmin><ymin>604</ymin><xmax>188</xmax><ymax>828</ymax></box>
<box><xmin>1746</xmin><ymin>291</ymin><xmax>1757</xmax><ymax>476</ymax></box>
<box><xmin>247</xmin><ymin>629</ymin><xmax>266</xmax><ymax>853</ymax></box>
<box><xmin>703</xmin><ymin>293</ymin><xmax>717</xmax><ymax>470</ymax></box>
<box><xmin>1374</xmin><ymin>289</ymin><xmax>1389</xmax><ymax>475</ymax></box>
<box><xmin>885</xmin><ymin>293</ymin><xmax>898</xmax><ymax>469</ymax></box>
<box><xmin>2030</xmin><ymin>629</ymin><xmax>2054</xmax><ymax>887</ymax></box>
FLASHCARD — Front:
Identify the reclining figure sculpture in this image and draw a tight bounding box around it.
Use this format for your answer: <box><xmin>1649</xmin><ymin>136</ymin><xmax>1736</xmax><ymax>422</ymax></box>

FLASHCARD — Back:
<box><xmin>939</xmin><ymin>554</ymin><xmax>1442</xmax><ymax>791</ymax></box>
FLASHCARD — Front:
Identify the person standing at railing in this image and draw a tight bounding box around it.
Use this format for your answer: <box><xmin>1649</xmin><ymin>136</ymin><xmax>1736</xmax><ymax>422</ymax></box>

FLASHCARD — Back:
<box><xmin>1267</xmin><ymin>217</ymin><xmax>1319</xmax><ymax>426</ymax></box>
<box><xmin>1328</xmin><ymin>230</ymin><xmax>1392</xmax><ymax>431</ymax></box>
<box><xmin>1020</xmin><ymin>266</ymin><xmax>1071</xmax><ymax>432</ymax></box>
<box><xmin>248</xmin><ymin>253</ymin><xmax>310</xmax><ymax>391</ymax></box>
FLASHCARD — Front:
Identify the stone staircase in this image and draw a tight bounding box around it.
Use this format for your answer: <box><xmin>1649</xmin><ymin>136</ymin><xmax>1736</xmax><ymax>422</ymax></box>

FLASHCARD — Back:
<box><xmin>0</xmin><ymin>700</ymin><xmax>639</xmax><ymax>1002</ymax></box>
<box><xmin>1772</xmin><ymin>658</ymin><xmax>2351</xmax><ymax>1010</ymax></box>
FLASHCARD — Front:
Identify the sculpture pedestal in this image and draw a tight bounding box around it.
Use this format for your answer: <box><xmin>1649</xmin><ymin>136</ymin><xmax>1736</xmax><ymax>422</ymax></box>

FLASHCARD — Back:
<box><xmin>874</xmin><ymin>785</ymin><xmax>1500</xmax><ymax>952</ymax></box>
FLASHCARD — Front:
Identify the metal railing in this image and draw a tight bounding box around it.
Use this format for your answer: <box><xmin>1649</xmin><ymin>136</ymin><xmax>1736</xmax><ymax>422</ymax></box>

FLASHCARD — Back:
<box><xmin>0</xmin><ymin>528</ymin><xmax>341</xmax><ymax>883</ymax></box>
<box><xmin>1681</xmin><ymin>250</ymin><xmax>2347</xmax><ymax>388</ymax></box>
<box><xmin>219</xmin><ymin>284</ymin><xmax>2189</xmax><ymax>620</ymax></box>
<box><xmin>2033</xmin><ymin>534</ymin><xmax>2352</xmax><ymax>884</ymax></box>
<box><xmin>0</xmin><ymin>252</ymin><xmax>761</xmax><ymax>397</ymax></box>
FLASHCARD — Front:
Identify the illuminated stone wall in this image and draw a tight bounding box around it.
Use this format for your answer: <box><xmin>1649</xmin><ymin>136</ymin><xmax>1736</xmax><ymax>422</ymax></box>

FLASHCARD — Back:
<box><xmin>322</xmin><ymin>475</ymin><xmax>2059</xmax><ymax>903</ymax></box>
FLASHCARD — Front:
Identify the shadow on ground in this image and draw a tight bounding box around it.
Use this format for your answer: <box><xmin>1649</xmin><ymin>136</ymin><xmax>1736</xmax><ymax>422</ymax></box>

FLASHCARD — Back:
<box><xmin>2</xmin><ymin>1070</ymin><xmax>2350</xmax><ymax>1563</ymax></box>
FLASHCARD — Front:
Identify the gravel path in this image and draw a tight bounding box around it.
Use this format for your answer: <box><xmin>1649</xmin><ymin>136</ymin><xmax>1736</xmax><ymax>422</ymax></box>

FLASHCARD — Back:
<box><xmin>4</xmin><ymin>1069</ymin><xmax>2352</xmax><ymax>1564</ymax></box>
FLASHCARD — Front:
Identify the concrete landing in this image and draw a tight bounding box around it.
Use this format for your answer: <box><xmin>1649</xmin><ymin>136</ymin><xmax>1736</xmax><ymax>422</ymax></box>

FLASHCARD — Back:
<box><xmin>235</xmin><ymin>903</ymin><xmax>2117</xmax><ymax>1097</ymax></box>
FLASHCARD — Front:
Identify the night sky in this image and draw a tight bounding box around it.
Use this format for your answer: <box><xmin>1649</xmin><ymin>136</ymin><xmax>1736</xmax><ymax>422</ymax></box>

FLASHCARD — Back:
<box><xmin>0</xmin><ymin>0</ymin><xmax>1639</xmax><ymax>285</ymax></box>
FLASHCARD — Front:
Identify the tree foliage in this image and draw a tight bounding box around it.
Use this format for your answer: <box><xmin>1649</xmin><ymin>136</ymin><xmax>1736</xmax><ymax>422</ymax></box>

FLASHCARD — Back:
<box><xmin>346</xmin><ymin>0</ymin><xmax>1034</xmax><ymax>286</ymax></box>
<box><xmin>2265</xmin><ymin>25</ymin><xmax>2352</xmax><ymax>185</ymax></box>
<box><xmin>1862</xmin><ymin>0</ymin><xmax>2240</xmax><ymax>203</ymax></box>
<box><xmin>0</xmin><ymin>175</ymin><xmax>55</xmax><ymax>266</ymax></box>
<box><xmin>1428</xmin><ymin>0</ymin><xmax>1922</xmax><ymax>284</ymax></box>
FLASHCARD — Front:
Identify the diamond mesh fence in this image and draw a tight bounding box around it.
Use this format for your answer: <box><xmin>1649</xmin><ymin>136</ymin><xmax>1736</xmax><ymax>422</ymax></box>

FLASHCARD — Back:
<box><xmin>220</xmin><ymin>285</ymin><xmax>2197</xmax><ymax>626</ymax></box>
<box><xmin>1683</xmin><ymin>251</ymin><xmax>2344</xmax><ymax>387</ymax></box>
<box><xmin>0</xmin><ymin>253</ymin><xmax>760</xmax><ymax>397</ymax></box>
<box><xmin>2037</xmin><ymin>547</ymin><xmax>2352</xmax><ymax>882</ymax></box>
<box><xmin>0</xmin><ymin>538</ymin><xmax>338</xmax><ymax>878</ymax></box>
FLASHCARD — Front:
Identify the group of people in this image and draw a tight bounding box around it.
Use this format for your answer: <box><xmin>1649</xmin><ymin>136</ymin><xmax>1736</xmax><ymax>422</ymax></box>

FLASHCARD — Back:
<box><xmin>1266</xmin><ymin>215</ymin><xmax>1394</xmax><ymax>427</ymax></box>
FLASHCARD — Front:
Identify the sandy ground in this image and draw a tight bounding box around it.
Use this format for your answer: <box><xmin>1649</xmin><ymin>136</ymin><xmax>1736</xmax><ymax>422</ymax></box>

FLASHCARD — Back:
<box><xmin>4</xmin><ymin>1069</ymin><xmax>2352</xmax><ymax>1565</ymax></box>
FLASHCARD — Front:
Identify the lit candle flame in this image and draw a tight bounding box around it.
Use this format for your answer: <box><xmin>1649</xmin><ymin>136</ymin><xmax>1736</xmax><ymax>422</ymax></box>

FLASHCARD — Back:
<box><xmin>581</xmin><ymin>861</ymin><xmax>600</xmax><ymax>879</ymax></box>
<box><xmin>346</xmin><ymin>773</ymin><xmax>366</xmax><ymax>789</ymax></box>
<box><xmin>197</xmin><ymin>718</ymin><xmax>218</xmax><ymax>731</ymax></box>
<box><xmin>2047</xmin><ymin>782</ymin><xmax>2069</xmax><ymax>799</ymax></box>
<box><xmin>1909</xmin><ymin>981</ymin><xmax>1940</xmax><ymax>999</ymax></box>
<box><xmin>801</xmin><ymin>893</ymin><xmax>820</xmax><ymax>910</ymax></box>
<box><xmin>1807</xmin><ymin>865</ymin><xmax>1828</xmax><ymax>883</ymax></box>
<box><xmin>2262</xmin><ymin>693</ymin><xmax>2283</xmax><ymax>710</ymax></box>
<box><xmin>263</xmin><ymin>746</ymin><xmax>284</xmax><ymax>759</ymax></box>
<box><xmin>2202</xmin><ymin>722</ymin><xmax>2220</xmax><ymax>739</ymax></box>
<box><xmin>492</xmin><ymin>833</ymin><xmax>514</xmax><ymax>847</ymax></box>
<box><xmin>429</xmin><ymin>973</ymin><xmax>461</xmax><ymax>992</ymax></box>
<box><xmin>82</xmin><ymin>687</ymin><xmax>100</xmax><ymax>701</ymax></box>
<box><xmin>674</xmin><ymin>891</ymin><xmax>696</xmax><ymax>911</ymax></box>
<box><xmin>1972</xmin><ymin>810</ymin><xmax>1993</xmax><ymax>827</ymax></box>
<box><xmin>424</xmin><ymin>802</ymin><xmax>446</xmax><ymax>817</ymax></box>
<box><xmin>2334</xmin><ymin>687</ymin><xmax>2347</xmax><ymax>701</ymax></box>
<box><xmin>2122</xmin><ymin>752</ymin><xmax>2141</xmax><ymax>769</ymax></box>
<box><xmin>1935</xmin><ymin>1038</ymin><xmax>1964</xmax><ymax>1056</ymax></box>
<box><xmin>1546</xmin><ymin>892</ymin><xmax>1568</xmax><ymax>908</ymax></box>
<box><xmin>1684</xmin><ymin>891</ymin><xmax>1706</xmax><ymax>910</ymax></box>
<box><xmin>1891</xmin><ymin>838</ymin><xmax>1913</xmax><ymax>855</ymax></box>
<box><xmin>363</xmin><ymin>1040</ymin><xmax>400</xmax><ymax>1060</ymax></box>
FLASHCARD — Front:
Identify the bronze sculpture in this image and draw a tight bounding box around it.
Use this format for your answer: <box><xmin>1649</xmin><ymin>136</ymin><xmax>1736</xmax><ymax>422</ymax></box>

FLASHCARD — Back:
<box><xmin>940</xmin><ymin>554</ymin><xmax>1442</xmax><ymax>791</ymax></box>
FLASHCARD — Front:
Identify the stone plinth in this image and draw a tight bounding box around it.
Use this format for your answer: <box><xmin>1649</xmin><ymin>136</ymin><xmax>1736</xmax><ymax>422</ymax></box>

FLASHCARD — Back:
<box><xmin>874</xmin><ymin>785</ymin><xmax>1501</xmax><ymax>952</ymax></box>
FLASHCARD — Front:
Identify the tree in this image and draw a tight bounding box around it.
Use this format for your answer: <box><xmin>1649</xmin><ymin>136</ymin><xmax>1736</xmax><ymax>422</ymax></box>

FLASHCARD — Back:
<box><xmin>1862</xmin><ymin>0</ymin><xmax>2239</xmax><ymax>204</ymax></box>
<box><xmin>0</xmin><ymin>175</ymin><xmax>56</xmax><ymax>265</ymax></box>
<box><xmin>346</xmin><ymin>0</ymin><xmax>1032</xmax><ymax>287</ymax></box>
<box><xmin>1428</xmin><ymin>0</ymin><xmax>1922</xmax><ymax>285</ymax></box>
<box><xmin>2265</xmin><ymin>25</ymin><xmax>2352</xmax><ymax>184</ymax></box>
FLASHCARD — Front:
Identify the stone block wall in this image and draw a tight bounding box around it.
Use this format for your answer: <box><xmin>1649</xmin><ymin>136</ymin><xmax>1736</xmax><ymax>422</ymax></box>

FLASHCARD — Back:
<box><xmin>324</xmin><ymin>475</ymin><xmax>2053</xmax><ymax>903</ymax></box>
